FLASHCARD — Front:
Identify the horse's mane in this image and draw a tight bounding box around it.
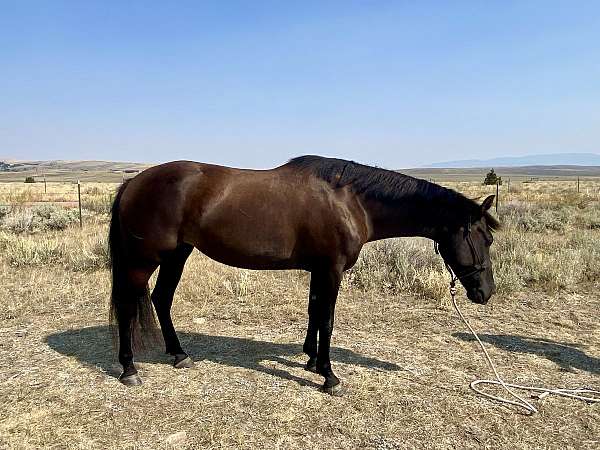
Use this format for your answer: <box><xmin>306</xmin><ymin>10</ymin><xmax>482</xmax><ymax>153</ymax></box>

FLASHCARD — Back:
<box><xmin>285</xmin><ymin>155</ymin><xmax>500</xmax><ymax>231</ymax></box>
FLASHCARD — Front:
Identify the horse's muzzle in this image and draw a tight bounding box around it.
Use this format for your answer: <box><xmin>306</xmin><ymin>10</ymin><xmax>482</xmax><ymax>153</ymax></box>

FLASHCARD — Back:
<box><xmin>467</xmin><ymin>288</ymin><xmax>492</xmax><ymax>305</ymax></box>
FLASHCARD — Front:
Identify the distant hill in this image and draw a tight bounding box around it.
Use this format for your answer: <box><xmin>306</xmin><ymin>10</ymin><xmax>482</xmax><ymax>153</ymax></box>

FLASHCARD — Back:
<box><xmin>427</xmin><ymin>153</ymin><xmax>600</xmax><ymax>168</ymax></box>
<box><xmin>0</xmin><ymin>159</ymin><xmax>151</xmax><ymax>182</ymax></box>
<box><xmin>2</xmin><ymin>157</ymin><xmax>600</xmax><ymax>183</ymax></box>
<box><xmin>0</xmin><ymin>159</ymin><xmax>150</xmax><ymax>172</ymax></box>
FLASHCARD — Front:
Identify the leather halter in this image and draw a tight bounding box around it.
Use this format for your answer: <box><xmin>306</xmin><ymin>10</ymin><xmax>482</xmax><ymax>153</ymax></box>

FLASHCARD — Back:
<box><xmin>434</xmin><ymin>220</ymin><xmax>488</xmax><ymax>284</ymax></box>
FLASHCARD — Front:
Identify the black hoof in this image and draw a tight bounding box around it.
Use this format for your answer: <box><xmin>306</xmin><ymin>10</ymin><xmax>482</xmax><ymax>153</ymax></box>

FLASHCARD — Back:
<box><xmin>174</xmin><ymin>355</ymin><xmax>194</xmax><ymax>369</ymax></box>
<box><xmin>119</xmin><ymin>373</ymin><xmax>142</xmax><ymax>386</ymax></box>
<box><xmin>322</xmin><ymin>382</ymin><xmax>343</xmax><ymax>396</ymax></box>
<box><xmin>305</xmin><ymin>357</ymin><xmax>318</xmax><ymax>373</ymax></box>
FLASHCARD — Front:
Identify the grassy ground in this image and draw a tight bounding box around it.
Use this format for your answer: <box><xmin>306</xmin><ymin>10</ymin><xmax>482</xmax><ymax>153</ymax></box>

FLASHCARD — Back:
<box><xmin>0</xmin><ymin>179</ymin><xmax>599</xmax><ymax>449</ymax></box>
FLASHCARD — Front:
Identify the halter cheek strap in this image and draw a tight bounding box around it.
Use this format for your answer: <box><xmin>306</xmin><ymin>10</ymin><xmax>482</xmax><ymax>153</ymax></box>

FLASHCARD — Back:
<box><xmin>434</xmin><ymin>226</ymin><xmax>488</xmax><ymax>284</ymax></box>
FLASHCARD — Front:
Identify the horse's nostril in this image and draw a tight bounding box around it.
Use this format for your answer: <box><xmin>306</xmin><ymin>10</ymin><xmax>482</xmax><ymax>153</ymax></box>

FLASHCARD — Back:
<box><xmin>477</xmin><ymin>289</ymin><xmax>489</xmax><ymax>304</ymax></box>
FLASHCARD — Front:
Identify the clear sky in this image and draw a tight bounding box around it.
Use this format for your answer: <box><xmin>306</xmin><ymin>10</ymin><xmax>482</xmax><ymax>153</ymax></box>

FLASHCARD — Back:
<box><xmin>1</xmin><ymin>1</ymin><xmax>599</xmax><ymax>168</ymax></box>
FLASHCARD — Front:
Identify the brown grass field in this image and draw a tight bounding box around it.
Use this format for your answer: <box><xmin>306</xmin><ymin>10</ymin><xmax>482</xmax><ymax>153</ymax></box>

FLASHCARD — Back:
<box><xmin>0</xmin><ymin>175</ymin><xmax>599</xmax><ymax>449</ymax></box>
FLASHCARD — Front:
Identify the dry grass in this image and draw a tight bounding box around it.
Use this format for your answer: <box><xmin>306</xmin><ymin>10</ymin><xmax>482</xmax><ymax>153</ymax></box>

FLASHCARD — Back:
<box><xmin>0</xmin><ymin>182</ymin><xmax>117</xmax><ymax>207</ymax></box>
<box><xmin>0</xmin><ymin>179</ymin><xmax>598</xmax><ymax>449</ymax></box>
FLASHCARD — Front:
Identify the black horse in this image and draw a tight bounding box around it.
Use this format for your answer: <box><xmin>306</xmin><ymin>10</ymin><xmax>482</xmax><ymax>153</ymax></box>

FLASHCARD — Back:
<box><xmin>109</xmin><ymin>155</ymin><xmax>499</xmax><ymax>393</ymax></box>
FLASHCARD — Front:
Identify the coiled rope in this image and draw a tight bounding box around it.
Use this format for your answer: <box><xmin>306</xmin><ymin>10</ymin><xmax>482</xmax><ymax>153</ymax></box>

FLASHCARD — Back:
<box><xmin>449</xmin><ymin>276</ymin><xmax>600</xmax><ymax>415</ymax></box>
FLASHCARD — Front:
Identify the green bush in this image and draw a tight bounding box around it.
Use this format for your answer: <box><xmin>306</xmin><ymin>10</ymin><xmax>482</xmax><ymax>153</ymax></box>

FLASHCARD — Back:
<box><xmin>483</xmin><ymin>169</ymin><xmax>502</xmax><ymax>185</ymax></box>
<box><xmin>24</xmin><ymin>176</ymin><xmax>35</xmax><ymax>183</ymax></box>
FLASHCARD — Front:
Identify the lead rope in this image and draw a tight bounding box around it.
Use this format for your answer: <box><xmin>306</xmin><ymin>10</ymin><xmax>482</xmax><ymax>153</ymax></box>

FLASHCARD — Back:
<box><xmin>447</xmin><ymin>269</ymin><xmax>600</xmax><ymax>414</ymax></box>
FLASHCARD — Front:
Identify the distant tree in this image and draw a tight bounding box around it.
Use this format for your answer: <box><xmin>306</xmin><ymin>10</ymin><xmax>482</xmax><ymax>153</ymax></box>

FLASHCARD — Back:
<box><xmin>25</xmin><ymin>176</ymin><xmax>35</xmax><ymax>183</ymax></box>
<box><xmin>483</xmin><ymin>169</ymin><xmax>502</xmax><ymax>185</ymax></box>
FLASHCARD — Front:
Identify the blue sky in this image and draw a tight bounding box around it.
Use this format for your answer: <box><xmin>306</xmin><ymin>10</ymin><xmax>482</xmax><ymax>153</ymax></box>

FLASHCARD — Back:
<box><xmin>1</xmin><ymin>1</ymin><xmax>599</xmax><ymax>168</ymax></box>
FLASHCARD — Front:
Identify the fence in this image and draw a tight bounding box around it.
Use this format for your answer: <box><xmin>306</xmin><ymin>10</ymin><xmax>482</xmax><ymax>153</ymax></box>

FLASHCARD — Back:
<box><xmin>0</xmin><ymin>176</ymin><xmax>598</xmax><ymax>227</ymax></box>
<box><xmin>435</xmin><ymin>176</ymin><xmax>600</xmax><ymax>219</ymax></box>
<box><xmin>0</xmin><ymin>179</ymin><xmax>125</xmax><ymax>228</ymax></box>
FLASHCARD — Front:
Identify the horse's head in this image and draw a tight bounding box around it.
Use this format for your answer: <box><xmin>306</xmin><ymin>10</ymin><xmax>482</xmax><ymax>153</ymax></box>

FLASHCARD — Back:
<box><xmin>437</xmin><ymin>195</ymin><xmax>498</xmax><ymax>304</ymax></box>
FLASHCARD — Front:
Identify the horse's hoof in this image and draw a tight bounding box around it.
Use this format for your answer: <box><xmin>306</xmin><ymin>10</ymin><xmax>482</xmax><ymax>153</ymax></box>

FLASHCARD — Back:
<box><xmin>305</xmin><ymin>359</ymin><xmax>318</xmax><ymax>374</ymax></box>
<box><xmin>322</xmin><ymin>382</ymin><xmax>343</xmax><ymax>396</ymax></box>
<box><xmin>119</xmin><ymin>373</ymin><xmax>142</xmax><ymax>386</ymax></box>
<box><xmin>174</xmin><ymin>355</ymin><xmax>194</xmax><ymax>369</ymax></box>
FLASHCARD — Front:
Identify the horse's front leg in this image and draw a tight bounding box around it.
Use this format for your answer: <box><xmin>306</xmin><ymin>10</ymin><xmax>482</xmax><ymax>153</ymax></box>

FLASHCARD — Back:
<box><xmin>303</xmin><ymin>274</ymin><xmax>320</xmax><ymax>373</ymax></box>
<box><xmin>312</xmin><ymin>266</ymin><xmax>343</xmax><ymax>395</ymax></box>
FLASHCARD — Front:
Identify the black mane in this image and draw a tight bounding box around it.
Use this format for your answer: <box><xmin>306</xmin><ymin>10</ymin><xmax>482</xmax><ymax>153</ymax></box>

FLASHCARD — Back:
<box><xmin>286</xmin><ymin>155</ymin><xmax>500</xmax><ymax>230</ymax></box>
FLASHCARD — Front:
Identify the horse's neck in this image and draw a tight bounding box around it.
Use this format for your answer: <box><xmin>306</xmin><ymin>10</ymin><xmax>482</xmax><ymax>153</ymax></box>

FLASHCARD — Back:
<box><xmin>362</xmin><ymin>192</ymin><xmax>454</xmax><ymax>242</ymax></box>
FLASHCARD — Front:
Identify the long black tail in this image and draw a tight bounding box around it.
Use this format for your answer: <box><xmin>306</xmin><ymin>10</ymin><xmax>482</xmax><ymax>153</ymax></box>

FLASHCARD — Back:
<box><xmin>108</xmin><ymin>180</ymin><xmax>157</xmax><ymax>351</ymax></box>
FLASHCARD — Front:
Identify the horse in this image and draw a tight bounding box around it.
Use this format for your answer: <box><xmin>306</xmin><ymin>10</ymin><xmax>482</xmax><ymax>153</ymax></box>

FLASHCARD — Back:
<box><xmin>108</xmin><ymin>155</ymin><xmax>499</xmax><ymax>394</ymax></box>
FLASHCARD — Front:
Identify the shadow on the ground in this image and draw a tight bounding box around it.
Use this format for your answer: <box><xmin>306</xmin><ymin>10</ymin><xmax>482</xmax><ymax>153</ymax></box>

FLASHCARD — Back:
<box><xmin>46</xmin><ymin>326</ymin><xmax>400</xmax><ymax>388</ymax></box>
<box><xmin>453</xmin><ymin>332</ymin><xmax>599</xmax><ymax>375</ymax></box>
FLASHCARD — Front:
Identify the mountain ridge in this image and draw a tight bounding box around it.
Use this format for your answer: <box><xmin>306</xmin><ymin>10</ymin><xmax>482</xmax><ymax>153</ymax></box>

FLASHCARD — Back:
<box><xmin>426</xmin><ymin>153</ymin><xmax>600</xmax><ymax>168</ymax></box>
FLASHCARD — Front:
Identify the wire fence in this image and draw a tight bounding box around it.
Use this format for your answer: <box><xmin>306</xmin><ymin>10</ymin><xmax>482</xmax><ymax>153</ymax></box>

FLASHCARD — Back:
<box><xmin>0</xmin><ymin>179</ymin><xmax>125</xmax><ymax>227</ymax></box>
<box><xmin>1</xmin><ymin>176</ymin><xmax>599</xmax><ymax>227</ymax></box>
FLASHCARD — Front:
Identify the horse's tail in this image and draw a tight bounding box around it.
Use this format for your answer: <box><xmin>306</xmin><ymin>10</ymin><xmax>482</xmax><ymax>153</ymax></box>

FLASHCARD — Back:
<box><xmin>108</xmin><ymin>180</ymin><xmax>157</xmax><ymax>351</ymax></box>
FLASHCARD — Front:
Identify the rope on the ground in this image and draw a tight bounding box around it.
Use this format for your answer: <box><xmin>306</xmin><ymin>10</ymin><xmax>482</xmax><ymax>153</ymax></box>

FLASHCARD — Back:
<box><xmin>450</xmin><ymin>283</ymin><xmax>600</xmax><ymax>415</ymax></box>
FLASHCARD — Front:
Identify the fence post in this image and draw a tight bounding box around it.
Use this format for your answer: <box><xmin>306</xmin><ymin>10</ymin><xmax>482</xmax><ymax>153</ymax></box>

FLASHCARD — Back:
<box><xmin>77</xmin><ymin>180</ymin><xmax>83</xmax><ymax>228</ymax></box>
<box><xmin>507</xmin><ymin>178</ymin><xmax>510</xmax><ymax>194</ymax></box>
<box><xmin>495</xmin><ymin>181</ymin><xmax>499</xmax><ymax>213</ymax></box>
<box><xmin>577</xmin><ymin>177</ymin><xmax>580</xmax><ymax>193</ymax></box>
<box><xmin>44</xmin><ymin>174</ymin><xmax>47</xmax><ymax>194</ymax></box>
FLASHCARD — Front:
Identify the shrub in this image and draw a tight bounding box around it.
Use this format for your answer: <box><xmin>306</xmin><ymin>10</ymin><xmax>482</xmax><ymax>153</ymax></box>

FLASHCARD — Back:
<box><xmin>345</xmin><ymin>238</ymin><xmax>448</xmax><ymax>302</ymax></box>
<box><xmin>32</xmin><ymin>204</ymin><xmax>80</xmax><ymax>230</ymax></box>
<box><xmin>3</xmin><ymin>232</ymin><xmax>109</xmax><ymax>271</ymax></box>
<box><xmin>24</xmin><ymin>176</ymin><xmax>35</xmax><ymax>183</ymax></box>
<box><xmin>1</xmin><ymin>208</ymin><xmax>34</xmax><ymax>233</ymax></box>
<box><xmin>1</xmin><ymin>205</ymin><xmax>79</xmax><ymax>233</ymax></box>
<box><xmin>64</xmin><ymin>236</ymin><xmax>110</xmax><ymax>271</ymax></box>
<box><xmin>501</xmin><ymin>201</ymin><xmax>570</xmax><ymax>232</ymax></box>
<box><xmin>6</xmin><ymin>237</ymin><xmax>65</xmax><ymax>266</ymax></box>
<box><xmin>82</xmin><ymin>194</ymin><xmax>114</xmax><ymax>214</ymax></box>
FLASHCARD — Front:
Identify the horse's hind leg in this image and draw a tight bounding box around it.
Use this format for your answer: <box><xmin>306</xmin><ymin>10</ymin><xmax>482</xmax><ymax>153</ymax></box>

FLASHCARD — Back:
<box><xmin>151</xmin><ymin>243</ymin><xmax>194</xmax><ymax>368</ymax></box>
<box><xmin>114</xmin><ymin>263</ymin><xmax>158</xmax><ymax>386</ymax></box>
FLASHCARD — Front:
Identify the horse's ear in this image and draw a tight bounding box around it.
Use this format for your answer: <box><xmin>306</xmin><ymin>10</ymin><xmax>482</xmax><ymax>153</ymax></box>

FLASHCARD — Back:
<box><xmin>481</xmin><ymin>195</ymin><xmax>495</xmax><ymax>212</ymax></box>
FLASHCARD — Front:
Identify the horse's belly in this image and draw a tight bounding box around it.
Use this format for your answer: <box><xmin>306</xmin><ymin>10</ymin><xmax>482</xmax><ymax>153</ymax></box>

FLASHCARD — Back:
<box><xmin>188</xmin><ymin>221</ymin><xmax>301</xmax><ymax>270</ymax></box>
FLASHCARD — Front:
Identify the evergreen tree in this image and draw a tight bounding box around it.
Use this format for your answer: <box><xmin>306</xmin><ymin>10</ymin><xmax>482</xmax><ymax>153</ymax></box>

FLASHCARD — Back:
<box><xmin>483</xmin><ymin>169</ymin><xmax>502</xmax><ymax>185</ymax></box>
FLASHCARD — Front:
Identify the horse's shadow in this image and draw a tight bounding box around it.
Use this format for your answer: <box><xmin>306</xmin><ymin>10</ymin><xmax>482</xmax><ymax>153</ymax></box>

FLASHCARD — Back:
<box><xmin>453</xmin><ymin>332</ymin><xmax>600</xmax><ymax>375</ymax></box>
<box><xmin>46</xmin><ymin>326</ymin><xmax>400</xmax><ymax>388</ymax></box>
